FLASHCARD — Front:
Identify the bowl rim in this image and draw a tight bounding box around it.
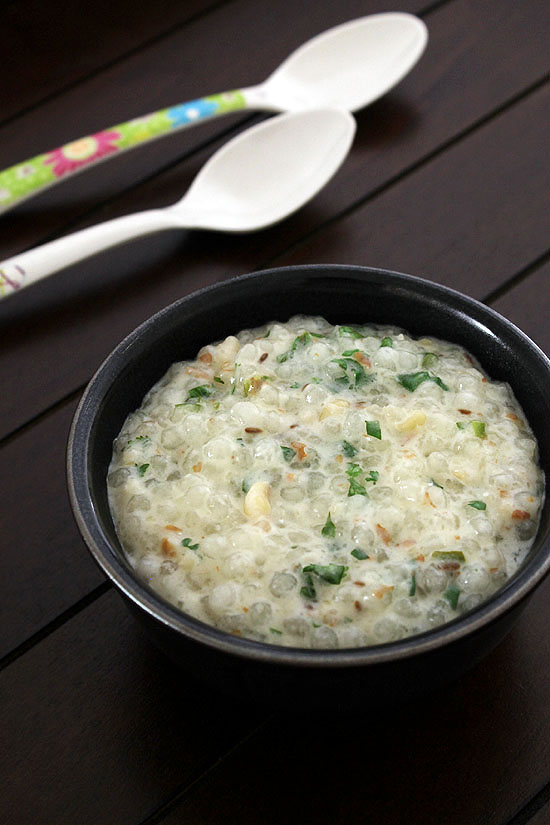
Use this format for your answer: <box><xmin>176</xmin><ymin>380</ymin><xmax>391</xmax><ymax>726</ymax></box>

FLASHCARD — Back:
<box><xmin>67</xmin><ymin>263</ymin><xmax>550</xmax><ymax>668</ymax></box>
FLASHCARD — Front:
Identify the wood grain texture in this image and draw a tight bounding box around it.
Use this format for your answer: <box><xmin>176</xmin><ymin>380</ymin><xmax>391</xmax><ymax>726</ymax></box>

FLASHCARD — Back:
<box><xmin>1</xmin><ymin>0</ymin><xmax>224</xmax><ymax>122</ymax></box>
<box><xmin>155</xmin><ymin>580</ymin><xmax>550</xmax><ymax>825</ymax></box>
<box><xmin>0</xmin><ymin>396</ymin><xmax>106</xmax><ymax>659</ymax></box>
<box><xmin>491</xmin><ymin>261</ymin><xmax>550</xmax><ymax>357</ymax></box>
<box><xmin>0</xmin><ymin>589</ymin><xmax>265</xmax><ymax>825</ymax></box>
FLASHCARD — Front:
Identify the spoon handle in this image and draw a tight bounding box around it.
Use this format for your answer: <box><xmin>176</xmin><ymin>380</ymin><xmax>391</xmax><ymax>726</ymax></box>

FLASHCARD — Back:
<box><xmin>0</xmin><ymin>208</ymin><xmax>176</xmax><ymax>299</ymax></box>
<box><xmin>0</xmin><ymin>89</ymin><xmax>254</xmax><ymax>215</ymax></box>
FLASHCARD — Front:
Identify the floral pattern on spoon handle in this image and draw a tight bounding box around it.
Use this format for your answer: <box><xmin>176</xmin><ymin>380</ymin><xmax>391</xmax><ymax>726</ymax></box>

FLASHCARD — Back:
<box><xmin>0</xmin><ymin>90</ymin><xmax>246</xmax><ymax>214</ymax></box>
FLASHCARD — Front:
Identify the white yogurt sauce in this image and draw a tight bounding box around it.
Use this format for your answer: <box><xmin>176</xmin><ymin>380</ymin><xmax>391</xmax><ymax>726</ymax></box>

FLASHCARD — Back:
<box><xmin>108</xmin><ymin>316</ymin><xmax>544</xmax><ymax>648</ymax></box>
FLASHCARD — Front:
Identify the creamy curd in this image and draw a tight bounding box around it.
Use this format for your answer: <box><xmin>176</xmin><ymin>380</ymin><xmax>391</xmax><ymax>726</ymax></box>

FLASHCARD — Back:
<box><xmin>108</xmin><ymin>316</ymin><xmax>544</xmax><ymax>648</ymax></box>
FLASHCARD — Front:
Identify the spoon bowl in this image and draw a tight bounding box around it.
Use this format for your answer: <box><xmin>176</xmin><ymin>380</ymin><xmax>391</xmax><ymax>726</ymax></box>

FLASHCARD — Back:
<box><xmin>258</xmin><ymin>12</ymin><xmax>428</xmax><ymax>112</ymax></box>
<box><xmin>0</xmin><ymin>109</ymin><xmax>355</xmax><ymax>297</ymax></box>
<box><xmin>0</xmin><ymin>13</ymin><xmax>426</xmax><ymax>213</ymax></box>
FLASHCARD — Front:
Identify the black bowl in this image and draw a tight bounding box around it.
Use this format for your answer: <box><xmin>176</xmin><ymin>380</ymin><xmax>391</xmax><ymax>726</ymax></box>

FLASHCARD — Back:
<box><xmin>67</xmin><ymin>265</ymin><xmax>550</xmax><ymax>704</ymax></box>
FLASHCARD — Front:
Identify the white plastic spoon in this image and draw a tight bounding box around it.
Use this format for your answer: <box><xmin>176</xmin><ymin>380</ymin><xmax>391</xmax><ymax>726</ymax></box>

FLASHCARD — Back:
<box><xmin>0</xmin><ymin>108</ymin><xmax>355</xmax><ymax>299</ymax></box>
<box><xmin>0</xmin><ymin>12</ymin><xmax>427</xmax><ymax>213</ymax></box>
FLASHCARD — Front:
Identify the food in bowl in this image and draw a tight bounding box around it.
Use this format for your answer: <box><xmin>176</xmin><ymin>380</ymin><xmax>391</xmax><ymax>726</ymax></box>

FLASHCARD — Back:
<box><xmin>107</xmin><ymin>315</ymin><xmax>543</xmax><ymax>648</ymax></box>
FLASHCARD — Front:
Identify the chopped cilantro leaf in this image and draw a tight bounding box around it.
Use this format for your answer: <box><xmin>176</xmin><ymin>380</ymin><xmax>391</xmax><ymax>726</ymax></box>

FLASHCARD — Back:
<box><xmin>214</xmin><ymin>376</ymin><xmax>224</xmax><ymax>384</ymax></box>
<box><xmin>342</xmin><ymin>349</ymin><xmax>360</xmax><ymax>356</ymax></box>
<box><xmin>409</xmin><ymin>573</ymin><xmax>416</xmax><ymax>597</ymax></box>
<box><xmin>431</xmin><ymin>478</ymin><xmax>444</xmax><ymax>489</ymax></box>
<box><xmin>472</xmin><ymin>421</ymin><xmax>486</xmax><ymax>438</ymax></box>
<box><xmin>366</xmin><ymin>420</ymin><xmax>381</xmax><ymax>439</ymax></box>
<box><xmin>303</xmin><ymin>563</ymin><xmax>348</xmax><ymax>585</ymax></box>
<box><xmin>444</xmin><ymin>583</ymin><xmax>460</xmax><ymax>610</ymax></box>
<box><xmin>348</xmin><ymin>478</ymin><xmax>367</xmax><ymax>497</ymax></box>
<box><xmin>380</xmin><ymin>337</ymin><xmax>393</xmax><ymax>348</ymax></box>
<box><xmin>321</xmin><ymin>512</ymin><xmax>336</xmax><ymax>538</ymax></box>
<box><xmin>432</xmin><ymin>550</ymin><xmax>466</xmax><ymax>561</ymax></box>
<box><xmin>290</xmin><ymin>382</ymin><xmax>300</xmax><ymax>389</ymax></box>
<box><xmin>242</xmin><ymin>479</ymin><xmax>251</xmax><ymax>493</ymax></box>
<box><xmin>187</xmin><ymin>385</ymin><xmax>212</xmax><ymax>399</ymax></box>
<box><xmin>277</xmin><ymin>332</ymin><xmax>314</xmax><ymax>363</ymax></box>
<box><xmin>397</xmin><ymin>371</ymin><xmax>448</xmax><ymax>392</ymax></box>
<box><xmin>127</xmin><ymin>435</ymin><xmax>151</xmax><ymax>447</ymax></box>
<box><xmin>421</xmin><ymin>352</ymin><xmax>439</xmax><ymax>368</ymax></box>
<box><xmin>342</xmin><ymin>440</ymin><xmax>357</xmax><ymax>458</ymax></box>
<box><xmin>365</xmin><ymin>470</ymin><xmax>379</xmax><ymax>484</ymax></box>
<box><xmin>136</xmin><ymin>463</ymin><xmax>149</xmax><ymax>476</ymax></box>
<box><xmin>300</xmin><ymin>573</ymin><xmax>317</xmax><ymax>600</ymax></box>
<box><xmin>331</xmin><ymin>357</ymin><xmax>374</xmax><ymax>390</ymax></box>
<box><xmin>181</xmin><ymin>537</ymin><xmax>200</xmax><ymax>551</ymax></box>
<box><xmin>338</xmin><ymin>325</ymin><xmax>362</xmax><ymax>339</ymax></box>
<box><xmin>351</xmin><ymin>548</ymin><xmax>368</xmax><ymax>560</ymax></box>
<box><xmin>270</xmin><ymin>627</ymin><xmax>282</xmax><ymax>635</ymax></box>
<box><xmin>468</xmin><ymin>500</ymin><xmax>487</xmax><ymax>510</ymax></box>
<box><xmin>281</xmin><ymin>445</ymin><xmax>296</xmax><ymax>463</ymax></box>
<box><xmin>456</xmin><ymin>422</ymin><xmax>466</xmax><ymax>430</ymax></box>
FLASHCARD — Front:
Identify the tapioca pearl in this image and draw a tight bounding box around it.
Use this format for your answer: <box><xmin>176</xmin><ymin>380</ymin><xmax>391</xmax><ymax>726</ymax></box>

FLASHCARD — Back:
<box><xmin>161</xmin><ymin>428</ymin><xmax>184</xmax><ymax>449</ymax></box>
<box><xmin>337</xmin><ymin>624</ymin><xmax>368</xmax><ymax>647</ymax></box>
<box><xmin>253</xmin><ymin>437</ymin><xmax>280</xmax><ymax>464</ymax></box>
<box><xmin>269</xmin><ymin>571</ymin><xmax>298</xmax><ymax>597</ymax></box>
<box><xmin>138</xmin><ymin>554</ymin><xmax>162</xmax><ymax>579</ymax></box>
<box><xmin>127</xmin><ymin>495</ymin><xmax>151</xmax><ymax>513</ymax></box>
<box><xmin>203</xmin><ymin>435</ymin><xmax>234</xmax><ymax>464</ymax></box>
<box><xmin>175</xmin><ymin>412</ymin><xmax>205</xmax><ymax>438</ymax></box>
<box><xmin>283</xmin><ymin>617</ymin><xmax>309</xmax><ymax>637</ymax></box>
<box><xmin>427</xmin><ymin>451</ymin><xmax>450</xmax><ymax>477</ymax></box>
<box><xmin>393</xmin><ymin>598</ymin><xmax>421</xmax><ymax>618</ymax></box>
<box><xmin>414</xmin><ymin>381</ymin><xmax>447</xmax><ymax>401</ymax></box>
<box><xmin>306</xmin><ymin>341</ymin><xmax>331</xmax><ymax>364</ymax></box>
<box><xmin>108</xmin><ymin>467</ymin><xmax>131</xmax><ymax>488</ymax></box>
<box><xmin>456</xmin><ymin>372</ymin><xmax>480</xmax><ymax>391</ymax></box>
<box><xmin>514</xmin><ymin>435</ymin><xmax>537</xmax><ymax>460</ymax></box>
<box><xmin>222</xmin><ymin>551</ymin><xmax>257</xmax><ymax>580</ymax></box>
<box><xmin>206</xmin><ymin>582</ymin><xmax>238</xmax><ymax>617</ymax></box>
<box><xmin>213</xmin><ymin>335</ymin><xmax>240</xmax><ymax>367</ymax></box>
<box><xmin>184</xmin><ymin>483</ymin><xmax>212</xmax><ymax>509</ymax></box>
<box><xmin>311</xmin><ymin>626</ymin><xmax>338</xmax><ymax>649</ymax></box>
<box><xmin>307</xmin><ymin>472</ymin><xmax>326</xmax><ymax>495</ymax></box>
<box><xmin>460</xmin><ymin>593</ymin><xmax>484</xmax><ymax>612</ymax></box>
<box><xmin>371</xmin><ymin>347</ymin><xmax>398</xmax><ymax>368</ymax></box>
<box><xmin>455</xmin><ymin>391</ymin><xmax>480</xmax><ymax>411</ymax></box>
<box><xmin>368</xmin><ymin>485</ymin><xmax>394</xmax><ymax>504</ymax></box>
<box><xmin>416</xmin><ymin>565</ymin><xmax>447</xmax><ymax>594</ymax></box>
<box><xmin>320</xmin><ymin>417</ymin><xmax>344</xmax><ymax>438</ymax></box>
<box><xmin>395</xmin><ymin>349</ymin><xmax>419</xmax><ymax>371</ymax></box>
<box><xmin>231</xmin><ymin>401</ymin><xmax>263</xmax><ymax>428</ymax></box>
<box><xmin>469</xmin><ymin>515</ymin><xmax>493</xmax><ymax>537</ymax></box>
<box><xmin>264</xmin><ymin>411</ymin><xmax>287</xmax><ymax>433</ymax></box>
<box><xmin>427</xmin><ymin>600</ymin><xmax>449</xmax><ymax>626</ymax></box>
<box><xmin>238</xmin><ymin>343</ymin><xmax>259</xmax><ymax>364</ymax></box>
<box><xmin>219</xmin><ymin>613</ymin><xmax>248</xmax><ymax>634</ymax></box>
<box><xmin>256</xmin><ymin>384</ymin><xmax>278</xmax><ymax>406</ymax></box>
<box><xmin>149</xmin><ymin>455</ymin><xmax>169</xmax><ymax>477</ymax></box>
<box><xmin>350</xmin><ymin>523</ymin><xmax>375</xmax><ymax>549</ymax></box>
<box><xmin>329</xmin><ymin>475</ymin><xmax>348</xmax><ymax>496</ymax></box>
<box><xmin>394</xmin><ymin>477</ymin><xmax>423</xmax><ymax>504</ymax></box>
<box><xmin>458</xmin><ymin>565</ymin><xmax>490</xmax><ymax>593</ymax></box>
<box><xmin>425</xmin><ymin>484</ymin><xmax>446</xmax><ymax>508</ymax></box>
<box><xmin>304</xmin><ymin>383</ymin><xmax>328</xmax><ymax>405</ymax></box>
<box><xmin>342</xmin><ymin>411</ymin><xmax>366</xmax><ymax>440</ymax></box>
<box><xmin>480</xmin><ymin>546</ymin><xmax>505</xmax><ymax>570</ymax></box>
<box><xmin>310</xmin><ymin>495</ymin><xmax>333</xmax><ymax>520</ymax></box>
<box><xmin>373</xmin><ymin>617</ymin><xmax>402</xmax><ymax>643</ymax></box>
<box><xmin>248</xmin><ymin>601</ymin><xmax>272</xmax><ymax>626</ymax></box>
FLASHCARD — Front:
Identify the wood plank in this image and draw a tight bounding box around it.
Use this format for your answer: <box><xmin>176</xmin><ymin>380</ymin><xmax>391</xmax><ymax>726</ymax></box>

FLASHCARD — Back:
<box><xmin>0</xmin><ymin>396</ymin><xmax>104</xmax><ymax>659</ymax></box>
<box><xmin>0</xmin><ymin>589</ymin><xmax>264</xmax><ymax>825</ymax></box>
<box><xmin>0</xmin><ymin>0</ymin><xmax>225</xmax><ymax>122</ymax></box>
<box><xmin>1</xmin><ymin>25</ymin><xmax>549</xmax><ymax>440</ymax></box>
<box><xmin>491</xmin><ymin>261</ymin><xmax>550</xmax><ymax>357</ymax></box>
<box><xmin>272</xmin><ymin>82</ymin><xmax>550</xmax><ymax>293</ymax></box>
<box><xmin>155</xmin><ymin>578</ymin><xmax>550</xmax><ymax>825</ymax></box>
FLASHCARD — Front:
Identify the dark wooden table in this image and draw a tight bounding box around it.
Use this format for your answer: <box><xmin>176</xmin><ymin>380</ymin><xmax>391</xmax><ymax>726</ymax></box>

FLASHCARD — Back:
<box><xmin>2</xmin><ymin>1</ymin><xmax>549</xmax><ymax>822</ymax></box>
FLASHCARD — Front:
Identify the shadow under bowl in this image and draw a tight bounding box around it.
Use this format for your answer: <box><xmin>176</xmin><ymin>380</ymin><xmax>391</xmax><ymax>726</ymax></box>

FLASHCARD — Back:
<box><xmin>67</xmin><ymin>264</ymin><xmax>550</xmax><ymax>705</ymax></box>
